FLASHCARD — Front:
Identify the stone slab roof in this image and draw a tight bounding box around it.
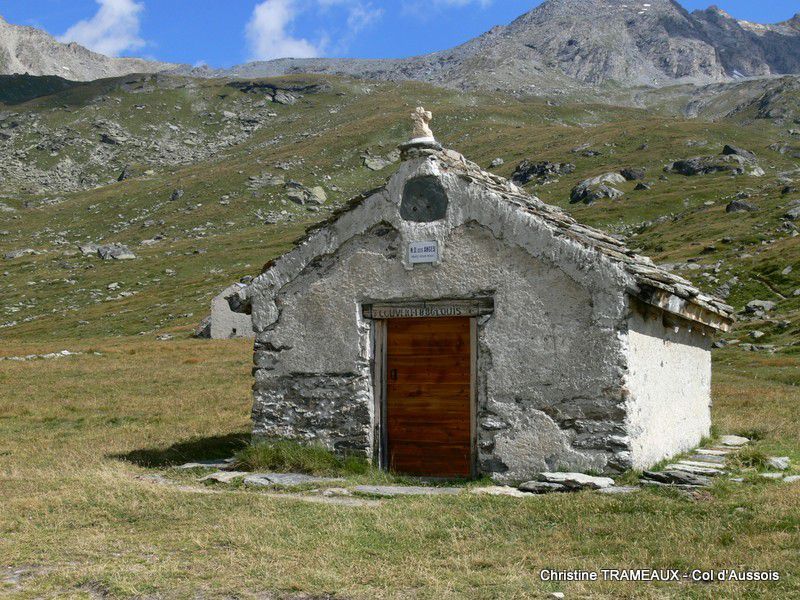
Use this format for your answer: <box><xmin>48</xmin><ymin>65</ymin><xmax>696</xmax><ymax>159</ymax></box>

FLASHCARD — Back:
<box><xmin>266</xmin><ymin>144</ymin><xmax>735</xmax><ymax>331</ymax></box>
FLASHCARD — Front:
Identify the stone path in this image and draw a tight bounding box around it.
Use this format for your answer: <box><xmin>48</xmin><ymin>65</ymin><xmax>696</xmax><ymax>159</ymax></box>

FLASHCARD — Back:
<box><xmin>161</xmin><ymin>436</ymin><xmax>796</xmax><ymax>503</ymax></box>
<box><xmin>640</xmin><ymin>436</ymin><xmax>795</xmax><ymax>488</ymax></box>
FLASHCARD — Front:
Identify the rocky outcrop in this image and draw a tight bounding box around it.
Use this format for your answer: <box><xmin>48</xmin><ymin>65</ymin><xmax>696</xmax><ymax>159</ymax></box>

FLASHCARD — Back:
<box><xmin>570</xmin><ymin>173</ymin><xmax>626</xmax><ymax>204</ymax></box>
<box><xmin>511</xmin><ymin>160</ymin><xmax>575</xmax><ymax>185</ymax></box>
<box><xmin>0</xmin><ymin>16</ymin><xmax>177</xmax><ymax>81</ymax></box>
<box><xmin>666</xmin><ymin>147</ymin><xmax>765</xmax><ymax>177</ymax></box>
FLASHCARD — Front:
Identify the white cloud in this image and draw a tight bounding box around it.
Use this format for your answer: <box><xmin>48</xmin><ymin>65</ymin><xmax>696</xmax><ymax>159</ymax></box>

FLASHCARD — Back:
<box><xmin>58</xmin><ymin>0</ymin><xmax>145</xmax><ymax>57</ymax></box>
<box><xmin>246</xmin><ymin>0</ymin><xmax>319</xmax><ymax>61</ymax></box>
<box><xmin>246</xmin><ymin>0</ymin><xmax>383</xmax><ymax>61</ymax></box>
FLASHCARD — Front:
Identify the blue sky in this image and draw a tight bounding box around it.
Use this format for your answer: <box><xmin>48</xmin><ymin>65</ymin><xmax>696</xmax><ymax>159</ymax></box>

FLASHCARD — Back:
<box><xmin>3</xmin><ymin>0</ymin><xmax>798</xmax><ymax>67</ymax></box>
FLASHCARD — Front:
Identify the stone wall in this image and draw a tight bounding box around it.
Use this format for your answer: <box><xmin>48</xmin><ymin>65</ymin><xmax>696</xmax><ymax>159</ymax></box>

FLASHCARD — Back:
<box><xmin>249</xmin><ymin>153</ymin><xmax>717</xmax><ymax>481</ymax></box>
<box><xmin>623</xmin><ymin>307</ymin><xmax>714</xmax><ymax>468</ymax></box>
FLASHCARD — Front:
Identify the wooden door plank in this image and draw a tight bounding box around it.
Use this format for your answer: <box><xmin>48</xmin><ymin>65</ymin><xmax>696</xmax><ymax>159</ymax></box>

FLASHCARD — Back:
<box><xmin>386</xmin><ymin>317</ymin><xmax>472</xmax><ymax>478</ymax></box>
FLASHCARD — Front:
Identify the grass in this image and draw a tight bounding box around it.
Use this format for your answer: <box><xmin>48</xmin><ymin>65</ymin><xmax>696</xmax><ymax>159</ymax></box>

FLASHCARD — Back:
<box><xmin>234</xmin><ymin>439</ymin><xmax>369</xmax><ymax>476</ymax></box>
<box><xmin>0</xmin><ymin>72</ymin><xmax>799</xmax><ymax>597</ymax></box>
<box><xmin>0</xmin><ymin>336</ymin><xmax>798</xmax><ymax>598</ymax></box>
<box><xmin>728</xmin><ymin>447</ymin><xmax>772</xmax><ymax>471</ymax></box>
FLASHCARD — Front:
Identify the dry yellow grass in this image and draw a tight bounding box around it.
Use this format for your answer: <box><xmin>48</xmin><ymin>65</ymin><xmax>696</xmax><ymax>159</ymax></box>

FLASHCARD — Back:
<box><xmin>1</xmin><ymin>337</ymin><xmax>798</xmax><ymax>599</ymax></box>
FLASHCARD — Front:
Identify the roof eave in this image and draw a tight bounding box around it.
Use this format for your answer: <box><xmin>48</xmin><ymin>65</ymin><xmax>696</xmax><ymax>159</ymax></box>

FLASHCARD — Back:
<box><xmin>630</xmin><ymin>284</ymin><xmax>735</xmax><ymax>332</ymax></box>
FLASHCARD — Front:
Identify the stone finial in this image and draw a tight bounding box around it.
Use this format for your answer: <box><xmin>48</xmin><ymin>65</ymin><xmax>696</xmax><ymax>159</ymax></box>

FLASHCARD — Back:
<box><xmin>411</xmin><ymin>106</ymin><xmax>434</xmax><ymax>142</ymax></box>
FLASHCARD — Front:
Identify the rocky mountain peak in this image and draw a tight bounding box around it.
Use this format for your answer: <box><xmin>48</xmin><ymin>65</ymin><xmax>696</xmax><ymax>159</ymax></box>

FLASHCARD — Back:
<box><xmin>0</xmin><ymin>15</ymin><xmax>178</xmax><ymax>81</ymax></box>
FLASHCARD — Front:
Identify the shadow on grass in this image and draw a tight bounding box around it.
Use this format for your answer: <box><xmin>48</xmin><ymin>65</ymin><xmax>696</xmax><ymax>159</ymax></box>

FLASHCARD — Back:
<box><xmin>111</xmin><ymin>432</ymin><xmax>250</xmax><ymax>468</ymax></box>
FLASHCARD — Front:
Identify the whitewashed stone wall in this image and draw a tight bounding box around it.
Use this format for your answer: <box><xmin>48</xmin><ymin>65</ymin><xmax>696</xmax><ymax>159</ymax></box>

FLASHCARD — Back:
<box><xmin>623</xmin><ymin>310</ymin><xmax>713</xmax><ymax>469</ymax></box>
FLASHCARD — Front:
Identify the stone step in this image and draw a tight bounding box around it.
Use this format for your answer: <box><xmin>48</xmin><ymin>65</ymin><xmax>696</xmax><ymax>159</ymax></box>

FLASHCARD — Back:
<box><xmin>665</xmin><ymin>463</ymin><xmax>724</xmax><ymax>476</ymax></box>
<box><xmin>676</xmin><ymin>460</ymin><xmax>728</xmax><ymax>471</ymax></box>
<box><xmin>718</xmin><ymin>434</ymin><xmax>750</xmax><ymax>447</ymax></box>
<box><xmin>688</xmin><ymin>453</ymin><xmax>727</xmax><ymax>464</ymax></box>
<box><xmin>642</xmin><ymin>469</ymin><xmax>712</xmax><ymax>487</ymax></box>
<box><xmin>697</xmin><ymin>448</ymin><xmax>735</xmax><ymax>456</ymax></box>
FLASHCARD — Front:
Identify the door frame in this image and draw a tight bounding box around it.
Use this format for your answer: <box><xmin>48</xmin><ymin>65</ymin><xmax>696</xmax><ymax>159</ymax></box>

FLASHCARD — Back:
<box><xmin>368</xmin><ymin>302</ymin><xmax>485</xmax><ymax>479</ymax></box>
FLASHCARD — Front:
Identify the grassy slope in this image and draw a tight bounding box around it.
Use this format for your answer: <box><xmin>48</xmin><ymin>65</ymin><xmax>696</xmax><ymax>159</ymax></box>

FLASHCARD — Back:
<box><xmin>0</xmin><ymin>338</ymin><xmax>797</xmax><ymax>598</ymax></box>
<box><xmin>0</xmin><ymin>75</ymin><xmax>798</xmax><ymax>346</ymax></box>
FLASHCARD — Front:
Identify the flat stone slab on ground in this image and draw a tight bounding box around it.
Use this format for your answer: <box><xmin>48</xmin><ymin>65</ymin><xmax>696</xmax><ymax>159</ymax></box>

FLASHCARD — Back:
<box><xmin>244</xmin><ymin>473</ymin><xmax>345</xmax><ymax>487</ymax></box>
<box><xmin>518</xmin><ymin>481</ymin><xmax>569</xmax><ymax>494</ymax></box>
<box><xmin>674</xmin><ymin>460</ymin><xmax>727</xmax><ymax>471</ymax></box>
<box><xmin>688</xmin><ymin>453</ymin><xmax>727</xmax><ymax>464</ymax></box>
<box><xmin>696</xmin><ymin>448</ymin><xmax>734</xmax><ymax>456</ymax></box>
<box><xmin>536</xmin><ymin>472</ymin><xmax>615</xmax><ymax>490</ymax></box>
<box><xmin>642</xmin><ymin>470</ymin><xmax>712</xmax><ymax>487</ymax></box>
<box><xmin>354</xmin><ymin>485</ymin><xmax>462</xmax><ymax>497</ymax></box>
<box><xmin>784</xmin><ymin>475</ymin><xmax>800</xmax><ymax>484</ymax></box>
<box><xmin>176</xmin><ymin>458</ymin><xmax>236</xmax><ymax>470</ymax></box>
<box><xmin>718</xmin><ymin>435</ymin><xmax>750</xmax><ymax>447</ymax></box>
<box><xmin>760</xmin><ymin>473</ymin><xmax>785</xmax><ymax>480</ymax></box>
<box><xmin>597</xmin><ymin>486</ymin><xmax>639</xmax><ymax>495</ymax></box>
<box><xmin>767</xmin><ymin>457</ymin><xmax>790</xmax><ymax>470</ymax></box>
<box><xmin>199</xmin><ymin>471</ymin><xmax>247</xmax><ymax>483</ymax></box>
<box><xmin>639</xmin><ymin>480</ymin><xmax>707</xmax><ymax>490</ymax></box>
<box><xmin>665</xmin><ymin>463</ymin><xmax>724</xmax><ymax>476</ymax></box>
<box><xmin>471</xmin><ymin>486</ymin><xmax>533</xmax><ymax>498</ymax></box>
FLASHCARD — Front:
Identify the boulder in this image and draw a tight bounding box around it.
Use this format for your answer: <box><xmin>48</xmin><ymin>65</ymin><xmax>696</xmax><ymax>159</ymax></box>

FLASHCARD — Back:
<box><xmin>634</xmin><ymin>182</ymin><xmax>651</xmax><ymax>191</ymax></box>
<box><xmin>534</xmin><ymin>472</ymin><xmax>615</xmax><ymax>490</ymax></box>
<box><xmin>489</xmin><ymin>158</ymin><xmax>505</xmax><ymax>168</ymax></box>
<box><xmin>722</xmin><ymin>144</ymin><xmax>757</xmax><ymax>162</ymax></box>
<box><xmin>745</xmin><ymin>300</ymin><xmax>776</xmax><ymax>315</ymax></box>
<box><xmin>364</xmin><ymin>155</ymin><xmax>391</xmax><ymax>171</ymax></box>
<box><xmin>170</xmin><ymin>189</ymin><xmax>184</xmax><ymax>201</ymax></box>
<box><xmin>511</xmin><ymin>160</ymin><xmax>575</xmax><ymax>185</ymax></box>
<box><xmin>620</xmin><ymin>167</ymin><xmax>646</xmax><ymax>181</ymax></box>
<box><xmin>3</xmin><ymin>248</ymin><xmax>36</xmax><ymax>260</ymax></box>
<box><xmin>97</xmin><ymin>244</ymin><xmax>136</xmax><ymax>260</ymax></box>
<box><xmin>308</xmin><ymin>186</ymin><xmax>327</xmax><ymax>205</ymax></box>
<box><xmin>570</xmin><ymin>180</ymin><xmax>624</xmax><ymax>204</ymax></box>
<box><xmin>667</xmin><ymin>152</ymin><xmax>758</xmax><ymax>176</ymax></box>
<box><xmin>785</xmin><ymin>206</ymin><xmax>800</xmax><ymax>221</ymax></box>
<box><xmin>726</xmin><ymin>199</ymin><xmax>758</xmax><ymax>213</ymax></box>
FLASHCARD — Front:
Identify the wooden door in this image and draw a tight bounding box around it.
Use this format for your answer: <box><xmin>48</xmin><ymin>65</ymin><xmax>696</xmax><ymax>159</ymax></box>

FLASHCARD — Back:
<box><xmin>386</xmin><ymin>317</ymin><xmax>472</xmax><ymax>478</ymax></box>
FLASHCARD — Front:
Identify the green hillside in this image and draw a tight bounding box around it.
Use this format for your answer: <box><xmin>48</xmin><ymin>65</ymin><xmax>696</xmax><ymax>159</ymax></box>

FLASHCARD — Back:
<box><xmin>0</xmin><ymin>74</ymin><xmax>798</xmax><ymax>350</ymax></box>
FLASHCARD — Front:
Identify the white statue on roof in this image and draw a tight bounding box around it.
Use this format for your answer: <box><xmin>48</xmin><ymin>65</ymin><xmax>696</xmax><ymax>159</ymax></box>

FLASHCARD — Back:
<box><xmin>410</xmin><ymin>106</ymin><xmax>435</xmax><ymax>144</ymax></box>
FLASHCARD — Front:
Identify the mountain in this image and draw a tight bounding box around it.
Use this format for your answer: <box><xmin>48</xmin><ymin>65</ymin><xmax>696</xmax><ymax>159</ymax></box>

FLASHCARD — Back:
<box><xmin>0</xmin><ymin>15</ymin><xmax>177</xmax><ymax>81</ymax></box>
<box><xmin>174</xmin><ymin>0</ymin><xmax>800</xmax><ymax>92</ymax></box>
